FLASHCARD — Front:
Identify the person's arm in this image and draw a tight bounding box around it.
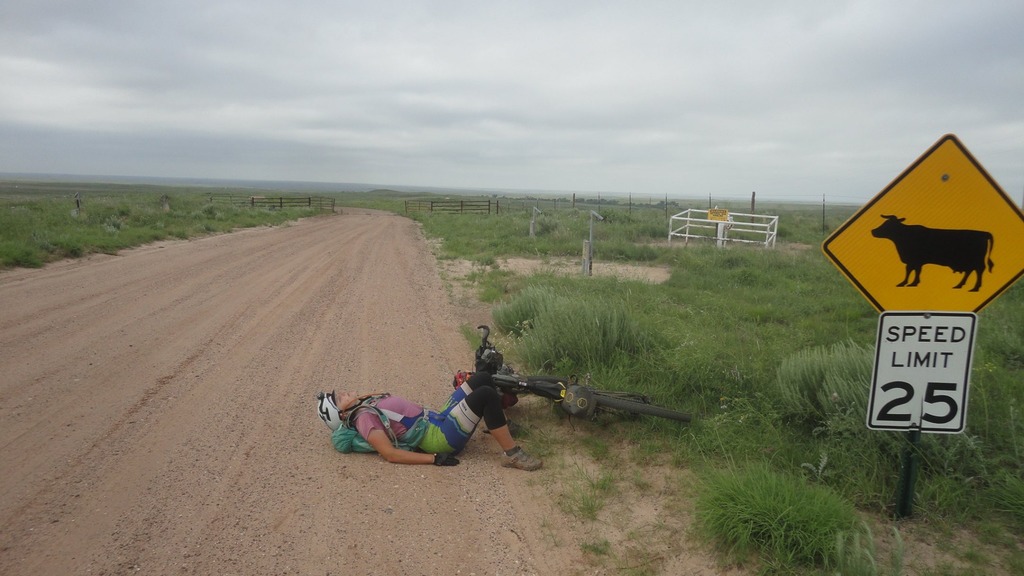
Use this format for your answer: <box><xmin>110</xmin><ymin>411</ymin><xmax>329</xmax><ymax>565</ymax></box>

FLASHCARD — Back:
<box><xmin>364</xmin><ymin>429</ymin><xmax>435</xmax><ymax>465</ymax></box>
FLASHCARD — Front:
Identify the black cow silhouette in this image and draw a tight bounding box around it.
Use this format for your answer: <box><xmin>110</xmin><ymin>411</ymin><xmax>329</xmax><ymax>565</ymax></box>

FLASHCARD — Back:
<box><xmin>871</xmin><ymin>215</ymin><xmax>994</xmax><ymax>292</ymax></box>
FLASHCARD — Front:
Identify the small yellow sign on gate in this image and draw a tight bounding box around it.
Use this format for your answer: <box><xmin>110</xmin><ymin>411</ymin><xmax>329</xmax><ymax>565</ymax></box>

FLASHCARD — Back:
<box><xmin>823</xmin><ymin>134</ymin><xmax>1024</xmax><ymax>312</ymax></box>
<box><xmin>708</xmin><ymin>208</ymin><xmax>729</xmax><ymax>222</ymax></box>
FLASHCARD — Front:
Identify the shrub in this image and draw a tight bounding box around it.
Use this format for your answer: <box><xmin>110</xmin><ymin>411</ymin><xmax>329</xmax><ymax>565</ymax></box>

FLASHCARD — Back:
<box><xmin>986</xmin><ymin>471</ymin><xmax>1024</xmax><ymax>530</ymax></box>
<box><xmin>493</xmin><ymin>285</ymin><xmax>657</xmax><ymax>372</ymax></box>
<box><xmin>492</xmin><ymin>284</ymin><xmax>559</xmax><ymax>335</ymax></box>
<box><xmin>695</xmin><ymin>463</ymin><xmax>858</xmax><ymax>567</ymax></box>
<box><xmin>773</xmin><ymin>340</ymin><xmax>873</xmax><ymax>428</ymax></box>
<box><xmin>0</xmin><ymin>240</ymin><xmax>43</xmax><ymax>268</ymax></box>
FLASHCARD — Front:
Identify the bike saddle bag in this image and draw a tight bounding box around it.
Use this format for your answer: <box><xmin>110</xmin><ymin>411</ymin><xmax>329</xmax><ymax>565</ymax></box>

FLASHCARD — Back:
<box><xmin>562</xmin><ymin>384</ymin><xmax>596</xmax><ymax>419</ymax></box>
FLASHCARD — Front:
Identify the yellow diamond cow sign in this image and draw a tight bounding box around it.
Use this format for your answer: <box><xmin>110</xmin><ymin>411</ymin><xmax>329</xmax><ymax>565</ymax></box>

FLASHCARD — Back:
<box><xmin>823</xmin><ymin>134</ymin><xmax>1024</xmax><ymax>312</ymax></box>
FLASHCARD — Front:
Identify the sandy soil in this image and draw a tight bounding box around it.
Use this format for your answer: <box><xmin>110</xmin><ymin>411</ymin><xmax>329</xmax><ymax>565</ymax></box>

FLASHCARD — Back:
<box><xmin>0</xmin><ymin>210</ymin><xmax>734</xmax><ymax>576</ymax></box>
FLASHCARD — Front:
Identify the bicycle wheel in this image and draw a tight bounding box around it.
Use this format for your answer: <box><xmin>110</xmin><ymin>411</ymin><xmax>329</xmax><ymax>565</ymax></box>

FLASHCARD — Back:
<box><xmin>593</xmin><ymin>393</ymin><xmax>692</xmax><ymax>423</ymax></box>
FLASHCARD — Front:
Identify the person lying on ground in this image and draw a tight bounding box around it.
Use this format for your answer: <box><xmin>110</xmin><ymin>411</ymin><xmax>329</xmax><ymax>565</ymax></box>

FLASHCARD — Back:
<box><xmin>316</xmin><ymin>371</ymin><xmax>542</xmax><ymax>471</ymax></box>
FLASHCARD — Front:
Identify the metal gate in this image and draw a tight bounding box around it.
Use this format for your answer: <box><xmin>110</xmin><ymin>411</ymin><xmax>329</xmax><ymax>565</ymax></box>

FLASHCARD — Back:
<box><xmin>668</xmin><ymin>208</ymin><xmax>778</xmax><ymax>248</ymax></box>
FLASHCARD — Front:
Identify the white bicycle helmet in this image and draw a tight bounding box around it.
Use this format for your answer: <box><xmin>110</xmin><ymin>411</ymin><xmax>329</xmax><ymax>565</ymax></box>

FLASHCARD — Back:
<box><xmin>316</xmin><ymin>391</ymin><xmax>344</xmax><ymax>431</ymax></box>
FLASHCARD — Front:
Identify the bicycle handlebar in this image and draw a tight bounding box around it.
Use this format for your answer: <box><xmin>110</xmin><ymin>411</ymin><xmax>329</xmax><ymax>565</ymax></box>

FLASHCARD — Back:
<box><xmin>477</xmin><ymin>324</ymin><xmax>491</xmax><ymax>348</ymax></box>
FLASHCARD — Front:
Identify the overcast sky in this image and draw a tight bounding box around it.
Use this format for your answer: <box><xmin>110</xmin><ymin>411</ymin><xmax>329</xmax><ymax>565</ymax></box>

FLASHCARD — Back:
<box><xmin>1</xmin><ymin>1</ymin><xmax>1021</xmax><ymax>203</ymax></box>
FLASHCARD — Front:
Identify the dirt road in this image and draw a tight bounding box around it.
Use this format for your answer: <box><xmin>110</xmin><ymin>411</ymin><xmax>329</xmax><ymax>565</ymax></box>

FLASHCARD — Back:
<box><xmin>0</xmin><ymin>211</ymin><xmax>582</xmax><ymax>575</ymax></box>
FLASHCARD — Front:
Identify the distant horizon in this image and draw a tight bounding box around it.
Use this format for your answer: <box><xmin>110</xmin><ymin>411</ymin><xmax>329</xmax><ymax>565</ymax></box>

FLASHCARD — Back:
<box><xmin>0</xmin><ymin>171</ymin><xmax>862</xmax><ymax>207</ymax></box>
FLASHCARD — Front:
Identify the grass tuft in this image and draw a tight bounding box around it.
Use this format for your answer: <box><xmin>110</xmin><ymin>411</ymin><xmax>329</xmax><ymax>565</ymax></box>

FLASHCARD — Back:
<box><xmin>695</xmin><ymin>463</ymin><xmax>858</xmax><ymax>567</ymax></box>
<box><xmin>832</xmin><ymin>522</ymin><xmax>904</xmax><ymax>576</ymax></box>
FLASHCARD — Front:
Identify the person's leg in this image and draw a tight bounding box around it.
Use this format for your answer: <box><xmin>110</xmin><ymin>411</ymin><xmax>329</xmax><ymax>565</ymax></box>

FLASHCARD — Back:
<box><xmin>462</xmin><ymin>385</ymin><xmax>511</xmax><ymax>448</ymax></box>
<box><xmin>486</xmin><ymin>424</ymin><xmax>516</xmax><ymax>452</ymax></box>
<box><xmin>430</xmin><ymin>385</ymin><xmax>541</xmax><ymax>469</ymax></box>
<box><xmin>420</xmin><ymin>372</ymin><xmax>521</xmax><ymax>455</ymax></box>
<box><xmin>440</xmin><ymin>370</ymin><xmax>503</xmax><ymax>417</ymax></box>
<box><xmin>440</xmin><ymin>370</ymin><xmax>494</xmax><ymax>413</ymax></box>
<box><xmin>429</xmin><ymin>386</ymin><xmax>497</xmax><ymax>453</ymax></box>
<box><xmin>461</xmin><ymin>385</ymin><xmax>541</xmax><ymax>470</ymax></box>
<box><xmin>465</xmin><ymin>370</ymin><xmax>495</xmax><ymax>390</ymax></box>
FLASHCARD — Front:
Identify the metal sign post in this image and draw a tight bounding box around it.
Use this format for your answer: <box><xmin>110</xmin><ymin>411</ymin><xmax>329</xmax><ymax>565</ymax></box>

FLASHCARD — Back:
<box><xmin>583</xmin><ymin>211</ymin><xmax>603</xmax><ymax>276</ymax></box>
<box><xmin>895</xmin><ymin>428</ymin><xmax>922</xmax><ymax>518</ymax></box>
<box><xmin>529</xmin><ymin>206</ymin><xmax>542</xmax><ymax>237</ymax></box>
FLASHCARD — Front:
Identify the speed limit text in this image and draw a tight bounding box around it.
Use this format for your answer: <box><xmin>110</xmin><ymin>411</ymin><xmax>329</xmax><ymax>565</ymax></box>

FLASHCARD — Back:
<box><xmin>884</xmin><ymin>324</ymin><xmax>968</xmax><ymax>343</ymax></box>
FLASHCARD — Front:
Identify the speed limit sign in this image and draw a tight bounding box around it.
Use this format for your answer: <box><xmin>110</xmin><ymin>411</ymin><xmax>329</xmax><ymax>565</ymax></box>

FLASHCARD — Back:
<box><xmin>868</xmin><ymin>312</ymin><xmax>977</xmax><ymax>434</ymax></box>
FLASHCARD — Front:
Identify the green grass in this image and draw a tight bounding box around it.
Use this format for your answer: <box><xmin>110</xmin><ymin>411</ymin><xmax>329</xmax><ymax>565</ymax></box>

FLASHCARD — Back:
<box><xmin>403</xmin><ymin>197</ymin><xmax>1022</xmax><ymax>573</ymax></box>
<box><xmin>560</xmin><ymin>464</ymin><xmax>618</xmax><ymax>520</ymax></box>
<box><xmin>0</xmin><ymin>180</ymin><xmax>326</xmax><ymax>269</ymax></box>
<box><xmin>492</xmin><ymin>283</ymin><xmax>660</xmax><ymax>373</ymax></box>
<box><xmin>832</xmin><ymin>523</ymin><xmax>904</xmax><ymax>576</ymax></box>
<box><xmin>695</xmin><ymin>463</ymin><xmax>859</xmax><ymax>568</ymax></box>
<box><xmin>987</xmin><ymin>471</ymin><xmax>1024</xmax><ymax>530</ymax></box>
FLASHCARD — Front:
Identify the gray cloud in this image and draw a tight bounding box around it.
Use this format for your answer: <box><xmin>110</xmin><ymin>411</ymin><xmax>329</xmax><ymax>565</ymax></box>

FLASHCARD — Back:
<box><xmin>2</xmin><ymin>0</ymin><xmax>1021</xmax><ymax>203</ymax></box>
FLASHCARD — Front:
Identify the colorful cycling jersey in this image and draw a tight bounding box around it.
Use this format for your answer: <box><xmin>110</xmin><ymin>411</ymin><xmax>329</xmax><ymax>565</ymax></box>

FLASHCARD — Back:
<box><xmin>352</xmin><ymin>395</ymin><xmax>423</xmax><ymax>440</ymax></box>
<box><xmin>348</xmin><ymin>385</ymin><xmax>483</xmax><ymax>455</ymax></box>
<box><xmin>416</xmin><ymin>380</ymin><xmax>481</xmax><ymax>454</ymax></box>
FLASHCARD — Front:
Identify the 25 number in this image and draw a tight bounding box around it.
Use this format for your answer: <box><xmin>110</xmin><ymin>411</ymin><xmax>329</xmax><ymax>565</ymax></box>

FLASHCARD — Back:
<box><xmin>876</xmin><ymin>381</ymin><xmax>958</xmax><ymax>425</ymax></box>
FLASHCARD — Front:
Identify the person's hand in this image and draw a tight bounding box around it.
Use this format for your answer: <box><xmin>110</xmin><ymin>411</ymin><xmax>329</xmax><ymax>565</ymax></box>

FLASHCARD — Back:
<box><xmin>433</xmin><ymin>453</ymin><xmax>460</xmax><ymax>466</ymax></box>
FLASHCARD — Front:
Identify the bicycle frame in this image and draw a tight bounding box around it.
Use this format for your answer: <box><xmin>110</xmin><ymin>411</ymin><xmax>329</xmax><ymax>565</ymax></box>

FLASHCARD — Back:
<box><xmin>473</xmin><ymin>325</ymin><xmax>691</xmax><ymax>424</ymax></box>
